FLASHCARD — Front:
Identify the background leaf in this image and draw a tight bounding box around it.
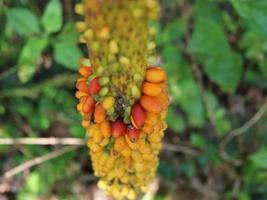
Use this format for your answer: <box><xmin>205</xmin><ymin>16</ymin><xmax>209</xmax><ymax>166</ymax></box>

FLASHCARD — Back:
<box><xmin>53</xmin><ymin>41</ymin><xmax>82</xmax><ymax>70</ymax></box>
<box><xmin>41</xmin><ymin>0</ymin><xmax>63</xmax><ymax>34</ymax></box>
<box><xmin>18</xmin><ymin>37</ymin><xmax>48</xmax><ymax>83</ymax></box>
<box><xmin>6</xmin><ymin>8</ymin><xmax>40</xmax><ymax>35</ymax></box>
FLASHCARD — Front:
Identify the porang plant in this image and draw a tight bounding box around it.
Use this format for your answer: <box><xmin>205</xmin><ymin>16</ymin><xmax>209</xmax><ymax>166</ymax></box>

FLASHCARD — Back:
<box><xmin>75</xmin><ymin>0</ymin><xmax>169</xmax><ymax>199</ymax></box>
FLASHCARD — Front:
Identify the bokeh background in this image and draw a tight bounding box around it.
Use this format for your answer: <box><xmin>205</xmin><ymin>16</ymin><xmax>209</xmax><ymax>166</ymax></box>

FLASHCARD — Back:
<box><xmin>0</xmin><ymin>0</ymin><xmax>267</xmax><ymax>199</ymax></box>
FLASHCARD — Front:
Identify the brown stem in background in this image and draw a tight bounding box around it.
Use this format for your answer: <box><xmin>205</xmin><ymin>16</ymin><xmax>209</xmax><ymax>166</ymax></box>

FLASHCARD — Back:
<box><xmin>0</xmin><ymin>137</ymin><xmax>86</xmax><ymax>145</ymax></box>
<box><xmin>219</xmin><ymin>99</ymin><xmax>267</xmax><ymax>166</ymax></box>
<box><xmin>1</xmin><ymin>146</ymin><xmax>81</xmax><ymax>180</ymax></box>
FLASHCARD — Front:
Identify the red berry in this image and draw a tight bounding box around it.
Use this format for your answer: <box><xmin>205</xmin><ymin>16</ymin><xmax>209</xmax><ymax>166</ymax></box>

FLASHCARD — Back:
<box><xmin>111</xmin><ymin>119</ymin><xmax>127</xmax><ymax>138</ymax></box>
<box><xmin>130</xmin><ymin>102</ymin><xmax>145</xmax><ymax>129</ymax></box>
<box><xmin>89</xmin><ymin>77</ymin><xmax>101</xmax><ymax>94</ymax></box>
<box><xmin>127</xmin><ymin>127</ymin><xmax>140</xmax><ymax>142</ymax></box>
<box><xmin>82</xmin><ymin>96</ymin><xmax>96</xmax><ymax>113</ymax></box>
<box><xmin>76</xmin><ymin>80</ymin><xmax>90</xmax><ymax>93</ymax></box>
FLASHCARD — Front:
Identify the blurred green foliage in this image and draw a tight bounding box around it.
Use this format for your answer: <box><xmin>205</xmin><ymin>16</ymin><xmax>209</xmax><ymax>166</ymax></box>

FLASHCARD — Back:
<box><xmin>0</xmin><ymin>0</ymin><xmax>267</xmax><ymax>199</ymax></box>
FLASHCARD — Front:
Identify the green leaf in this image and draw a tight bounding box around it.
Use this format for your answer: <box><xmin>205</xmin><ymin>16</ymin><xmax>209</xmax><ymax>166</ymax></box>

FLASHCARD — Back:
<box><xmin>41</xmin><ymin>0</ymin><xmax>63</xmax><ymax>34</ymax></box>
<box><xmin>204</xmin><ymin>51</ymin><xmax>243</xmax><ymax>93</ymax></box>
<box><xmin>194</xmin><ymin>0</ymin><xmax>222</xmax><ymax>23</ymax></box>
<box><xmin>6</xmin><ymin>8</ymin><xmax>40</xmax><ymax>35</ymax></box>
<box><xmin>171</xmin><ymin>79</ymin><xmax>205</xmax><ymax>127</ymax></box>
<box><xmin>160</xmin><ymin>19</ymin><xmax>186</xmax><ymax>45</ymax></box>
<box><xmin>190</xmin><ymin>133</ymin><xmax>205</xmax><ymax>149</ymax></box>
<box><xmin>166</xmin><ymin>106</ymin><xmax>185</xmax><ymax>133</ymax></box>
<box><xmin>189</xmin><ymin>18</ymin><xmax>229</xmax><ymax>57</ymax></box>
<box><xmin>250</xmin><ymin>147</ymin><xmax>267</xmax><ymax>169</ymax></box>
<box><xmin>53</xmin><ymin>40</ymin><xmax>82</xmax><ymax>70</ymax></box>
<box><xmin>18</xmin><ymin>37</ymin><xmax>48</xmax><ymax>83</ymax></box>
<box><xmin>231</xmin><ymin>0</ymin><xmax>267</xmax><ymax>37</ymax></box>
<box><xmin>189</xmin><ymin>18</ymin><xmax>243</xmax><ymax>93</ymax></box>
<box><xmin>57</xmin><ymin>22</ymin><xmax>80</xmax><ymax>44</ymax></box>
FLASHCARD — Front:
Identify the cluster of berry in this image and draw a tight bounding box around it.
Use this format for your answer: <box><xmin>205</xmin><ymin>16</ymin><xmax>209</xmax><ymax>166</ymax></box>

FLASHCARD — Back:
<box><xmin>74</xmin><ymin>0</ymin><xmax>169</xmax><ymax>199</ymax></box>
<box><xmin>76</xmin><ymin>63</ymin><xmax>168</xmax><ymax>199</ymax></box>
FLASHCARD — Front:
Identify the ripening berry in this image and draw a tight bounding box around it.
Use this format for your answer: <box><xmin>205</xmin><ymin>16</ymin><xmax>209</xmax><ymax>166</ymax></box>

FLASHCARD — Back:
<box><xmin>144</xmin><ymin>112</ymin><xmax>158</xmax><ymax>125</ymax></box>
<box><xmin>130</xmin><ymin>102</ymin><xmax>145</xmax><ymax>129</ymax></box>
<box><xmin>75</xmin><ymin>91</ymin><xmax>87</xmax><ymax>99</ymax></box>
<box><xmin>81</xmin><ymin>119</ymin><xmax>90</xmax><ymax>129</ymax></box>
<box><xmin>145</xmin><ymin>67</ymin><xmax>166</xmax><ymax>83</ymax></box>
<box><xmin>125</xmin><ymin>134</ymin><xmax>139</xmax><ymax>150</ymax></box>
<box><xmin>74</xmin><ymin>3</ymin><xmax>84</xmax><ymax>15</ymax></box>
<box><xmin>89</xmin><ymin>77</ymin><xmax>101</xmax><ymax>94</ymax></box>
<box><xmin>92</xmin><ymin>129</ymin><xmax>104</xmax><ymax>143</ymax></box>
<box><xmin>79</xmin><ymin>66</ymin><xmax>92</xmax><ymax>77</ymax></box>
<box><xmin>114</xmin><ymin>136</ymin><xmax>127</xmax><ymax>152</ymax></box>
<box><xmin>111</xmin><ymin>119</ymin><xmax>127</xmax><ymax>138</ymax></box>
<box><xmin>94</xmin><ymin>104</ymin><xmax>106</xmax><ymax>123</ymax></box>
<box><xmin>83</xmin><ymin>96</ymin><xmax>96</xmax><ymax>113</ymax></box>
<box><xmin>76</xmin><ymin>80</ymin><xmax>90</xmax><ymax>93</ymax></box>
<box><xmin>127</xmin><ymin>128</ymin><xmax>140</xmax><ymax>142</ymax></box>
<box><xmin>76</xmin><ymin>21</ymin><xmax>87</xmax><ymax>32</ymax></box>
<box><xmin>142</xmin><ymin>82</ymin><xmax>162</xmax><ymax>96</ymax></box>
<box><xmin>100</xmin><ymin>120</ymin><xmax>111</xmax><ymax>138</ymax></box>
<box><xmin>140</xmin><ymin>95</ymin><xmax>162</xmax><ymax>113</ymax></box>
<box><xmin>102</xmin><ymin>96</ymin><xmax>115</xmax><ymax>110</ymax></box>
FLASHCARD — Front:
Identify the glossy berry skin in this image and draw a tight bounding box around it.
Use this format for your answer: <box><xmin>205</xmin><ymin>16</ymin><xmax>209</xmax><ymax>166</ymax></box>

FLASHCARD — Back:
<box><xmin>89</xmin><ymin>77</ymin><xmax>101</xmax><ymax>94</ymax></box>
<box><xmin>79</xmin><ymin>66</ymin><xmax>93</xmax><ymax>77</ymax></box>
<box><xmin>130</xmin><ymin>102</ymin><xmax>145</xmax><ymax>129</ymax></box>
<box><xmin>83</xmin><ymin>96</ymin><xmax>96</xmax><ymax>113</ymax></box>
<box><xmin>111</xmin><ymin>119</ymin><xmax>127</xmax><ymax>138</ymax></box>
<box><xmin>127</xmin><ymin>128</ymin><xmax>140</xmax><ymax>142</ymax></box>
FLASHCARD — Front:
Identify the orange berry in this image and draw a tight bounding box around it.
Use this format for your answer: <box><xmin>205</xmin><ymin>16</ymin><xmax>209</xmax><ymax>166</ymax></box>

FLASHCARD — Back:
<box><xmin>130</xmin><ymin>102</ymin><xmax>145</xmax><ymax>129</ymax></box>
<box><xmin>156</xmin><ymin>93</ymin><xmax>169</xmax><ymax>109</ymax></box>
<box><xmin>79</xmin><ymin>66</ymin><xmax>93</xmax><ymax>77</ymax></box>
<box><xmin>94</xmin><ymin>104</ymin><xmax>106</xmax><ymax>123</ymax></box>
<box><xmin>142</xmin><ymin>82</ymin><xmax>161</xmax><ymax>96</ymax></box>
<box><xmin>145</xmin><ymin>67</ymin><xmax>166</xmax><ymax>83</ymax></box>
<box><xmin>81</xmin><ymin>119</ymin><xmax>90</xmax><ymax>129</ymax></box>
<box><xmin>114</xmin><ymin>136</ymin><xmax>127</xmax><ymax>152</ymax></box>
<box><xmin>142</xmin><ymin>124</ymin><xmax>154</xmax><ymax>134</ymax></box>
<box><xmin>75</xmin><ymin>91</ymin><xmax>88</xmax><ymax>99</ymax></box>
<box><xmin>100</xmin><ymin>120</ymin><xmax>111</xmax><ymax>138</ymax></box>
<box><xmin>83</xmin><ymin>96</ymin><xmax>96</xmax><ymax>113</ymax></box>
<box><xmin>89</xmin><ymin>77</ymin><xmax>101</xmax><ymax>94</ymax></box>
<box><xmin>140</xmin><ymin>95</ymin><xmax>161</xmax><ymax>113</ymax></box>
<box><xmin>111</xmin><ymin>119</ymin><xmax>127</xmax><ymax>138</ymax></box>
<box><xmin>76</xmin><ymin>80</ymin><xmax>90</xmax><ymax>93</ymax></box>
<box><xmin>127</xmin><ymin>128</ymin><xmax>140</xmax><ymax>142</ymax></box>
<box><xmin>144</xmin><ymin>112</ymin><xmax>158</xmax><ymax>125</ymax></box>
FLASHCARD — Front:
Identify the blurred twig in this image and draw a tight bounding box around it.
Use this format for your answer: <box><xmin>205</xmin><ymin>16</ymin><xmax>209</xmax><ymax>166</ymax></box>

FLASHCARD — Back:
<box><xmin>0</xmin><ymin>66</ymin><xmax>17</xmax><ymax>81</ymax></box>
<box><xmin>220</xmin><ymin>100</ymin><xmax>267</xmax><ymax>166</ymax></box>
<box><xmin>0</xmin><ymin>137</ymin><xmax>86</xmax><ymax>145</ymax></box>
<box><xmin>1</xmin><ymin>146</ymin><xmax>80</xmax><ymax>179</ymax></box>
<box><xmin>0</xmin><ymin>137</ymin><xmax>199</xmax><ymax>156</ymax></box>
<box><xmin>163</xmin><ymin>143</ymin><xmax>199</xmax><ymax>156</ymax></box>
